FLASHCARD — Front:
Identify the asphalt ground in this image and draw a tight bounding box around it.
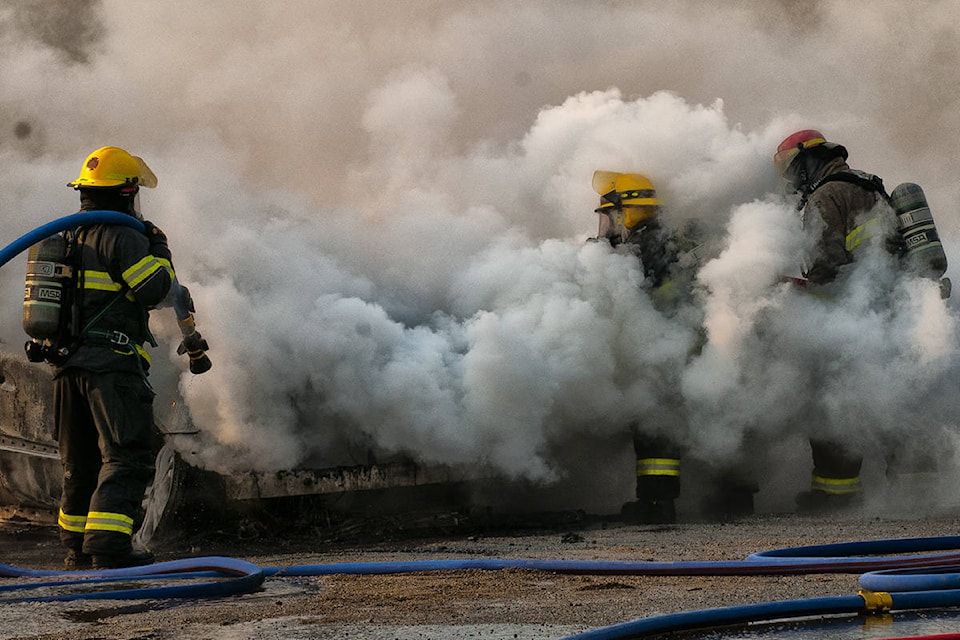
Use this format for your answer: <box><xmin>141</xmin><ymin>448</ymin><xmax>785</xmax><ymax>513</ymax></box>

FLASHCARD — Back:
<box><xmin>3</xmin><ymin>502</ymin><xmax>960</xmax><ymax>640</ymax></box>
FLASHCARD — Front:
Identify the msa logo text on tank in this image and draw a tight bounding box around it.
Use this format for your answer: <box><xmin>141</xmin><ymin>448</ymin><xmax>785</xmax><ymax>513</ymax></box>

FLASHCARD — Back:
<box><xmin>906</xmin><ymin>233</ymin><xmax>928</xmax><ymax>248</ymax></box>
<box><xmin>36</xmin><ymin>287</ymin><xmax>61</xmax><ymax>302</ymax></box>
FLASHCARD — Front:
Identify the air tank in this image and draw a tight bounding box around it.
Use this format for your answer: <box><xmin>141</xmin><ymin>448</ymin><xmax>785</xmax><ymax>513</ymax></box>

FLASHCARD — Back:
<box><xmin>889</xmin><ymin>182</ymin><xmax>948</xmax><ymax>279</ymax></box>
<box><xmin>22</xmin><ymin>234</ymin><xmax>70</xmax><ymax>339</ymax></box>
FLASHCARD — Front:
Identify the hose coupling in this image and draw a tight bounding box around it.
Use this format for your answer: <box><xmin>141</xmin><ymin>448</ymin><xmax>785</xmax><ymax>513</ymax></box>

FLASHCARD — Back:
<box><xmin>858</xmin><ymin>589</ymin><xmax>893</xmax><ymax>614</ymax></box>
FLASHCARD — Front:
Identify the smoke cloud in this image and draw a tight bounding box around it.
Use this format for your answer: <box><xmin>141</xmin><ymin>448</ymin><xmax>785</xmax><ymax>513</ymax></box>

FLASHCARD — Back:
<box><xmin>1</xmin><ymin>1</ymin><xmax>959</xmax><ymax>511</ymax></box>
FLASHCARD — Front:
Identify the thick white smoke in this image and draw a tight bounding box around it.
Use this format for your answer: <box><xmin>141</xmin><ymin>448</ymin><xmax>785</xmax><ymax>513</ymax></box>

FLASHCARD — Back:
<box><xmin>1</xmin><ymin>1</ymin><xmax>959</xmax><ymax>511</ymax></box>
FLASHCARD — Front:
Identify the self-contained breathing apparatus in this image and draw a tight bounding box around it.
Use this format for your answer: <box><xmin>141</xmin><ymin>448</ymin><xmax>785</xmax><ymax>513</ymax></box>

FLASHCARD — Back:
<box><xmin>22</xmin><ymin>226</ymin><xmax>212</xmax><ymax>372</ymax></box>
<box><xmin>776</xmin><ymin>130</ymin><xmax>951</xmax><ymax>297</ymax></box>
<box><xmin>807</xmin><ymin>171</ymin><xmax>951</xmax><ymax>298</ymax></box>
<box><xmin>22</xmin><ymin>146</ymin><xmax>211</xmax><ymax>372</ymax></box>
<box><xmin>22</xmin><ymin>230</ymin><xmax>79</xmax><ymax>365</ymax></box>
<box><xmin>21</xmin><ymin>226</ymin><xmax>131</xmax><ymax>366</ymax></box>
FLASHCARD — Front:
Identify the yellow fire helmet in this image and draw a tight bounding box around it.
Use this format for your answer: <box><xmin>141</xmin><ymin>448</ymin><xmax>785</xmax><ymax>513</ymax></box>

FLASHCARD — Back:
<box><xmin>592</xmin><ymin>170</ymin><xmax>660</xmax><ymax>228</ymax></box>
<box><xmin>68</xmin><ymin>146</ymin><xmax>158</xmax><ymax>189</ymax></box>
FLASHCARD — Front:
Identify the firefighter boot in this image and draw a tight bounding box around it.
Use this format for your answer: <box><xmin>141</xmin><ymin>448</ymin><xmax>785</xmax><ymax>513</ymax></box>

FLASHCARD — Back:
<box><xmin>795</xmin><ymin>490</ymin><xmax>863</xmax><ymax>514</ymax></box>
<box><xmin>799</xmin><ymin>440</ymin><xmax>864</xmax><ymax>514</ymax></box>
<box><xmin>701</xmin><ymin>481</ymin><xmax>758</xmax><ymax>522</ymax></box>
<box><xmin>620</xmin><ymin>499</ymin><xmax>676</xmax><ymax>525</ymax></box>
<box><xmin>625</xmin><ymin>441</ymin><xmax>681</xmax><ymax>525</ymax></box>
<box><xmin>92</xmin><ymin>547</ymin><xmax>155</xmax><ymax>570</ymax></box>
<box><xmin>63</xmin><ymin>548</ymin><xmax>92</xmax><ymax>570</ymax></box>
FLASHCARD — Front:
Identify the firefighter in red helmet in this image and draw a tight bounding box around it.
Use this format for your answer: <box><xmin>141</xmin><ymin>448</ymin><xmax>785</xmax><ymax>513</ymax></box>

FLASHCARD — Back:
<box><xmin>775</xmin><ymin>129</ymin><xmax>902</xmax><ymax>284</ymax></box>
<box><xmin>775</xmin><ymin>129</ymin><xmax>938</xmax><ymax>511</ymax></box>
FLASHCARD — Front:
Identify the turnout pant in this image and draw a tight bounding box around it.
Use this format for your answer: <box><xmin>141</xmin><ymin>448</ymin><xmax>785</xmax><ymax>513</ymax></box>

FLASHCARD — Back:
<box><xmin>809</xmin><ymin>438</ymin><xmax>863</xmax><ymax>496</ymax></box>
<box><xmin>633</xmin><ymin>432</ymin><xmax>682</xmax><ymax>502</ymax></box>
<box><xmin>54</xmin><ymin>369</ymin><xmax>156</xmax><ymax>556</ymax></box>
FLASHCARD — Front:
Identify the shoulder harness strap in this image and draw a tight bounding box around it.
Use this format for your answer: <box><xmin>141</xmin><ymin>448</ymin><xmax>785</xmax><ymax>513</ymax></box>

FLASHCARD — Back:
<box><xmin>813</xmin><ymin>170</ymin><xmax>890</xmax><ymax>200</ymax></box>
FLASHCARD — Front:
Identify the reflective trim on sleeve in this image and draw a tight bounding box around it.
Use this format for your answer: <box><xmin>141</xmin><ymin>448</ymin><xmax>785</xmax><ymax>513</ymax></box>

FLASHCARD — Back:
<box><xmin>134</xmin><ymin>343</ymin><xmax>152</xmax><ymax>365</ymax></box>
<box><xmin>637</xmin><ymin>457</ymin><xmax>681</xmax><ymax>478</ymax></box>
<box><xmin>122</xmin><ymin>255</ymin><xmax>165</xmax><ymax>290</ymax></box>
<box><xmin>108</xmin><ymin>343</ymin><xmax>152</xmax><ymax>366</ymax></box>
<box><xmin>156</xmin><ymin>257</ymin><xmax>175</xmax><ymax>278</ymax></box>
<box><xmin>845</xmin><ymin>217</ymin><xmax>879</xmax><ymax>252</ymax></box>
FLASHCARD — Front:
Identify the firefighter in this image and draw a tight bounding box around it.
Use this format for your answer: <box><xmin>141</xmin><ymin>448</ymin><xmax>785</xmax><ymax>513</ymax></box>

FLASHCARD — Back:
<box><xmin>591</xmin><ymin>171</ymin><xmax>756</xmax><ymax>524</ymax></box>
<box><xmin>774</xmin><ymin>129</ymin><xmax>938</xmax><ymax>511</ymax></box>
<box><xmin>51</xmin><ymin>146</ymin><xmax>196</xmax><ymax>569</ymax></box>
<box><xmin>592</xmin><ymin>172</ymin><xmax>681</xmax><ymax>524</ymax></box>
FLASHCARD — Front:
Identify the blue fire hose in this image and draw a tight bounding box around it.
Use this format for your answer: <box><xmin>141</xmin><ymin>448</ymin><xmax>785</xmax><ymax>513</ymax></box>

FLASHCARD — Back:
<box><xmin>552</xmin><ymin>537</ymin><xmax>960</xmax><ymax>639</ymax></box>
<box><xmin>0</xmin><ymin>557</ymin><xmax>264</xmax><ymax>602</ymax></box>
<box><xmin>0</xmin><ymin>211</ymin><xmax>142</xmax><ymax>270</ymax></box>
<box><xmin>257</xmin><ymin>536</ymin><xmax>960</xmax><ymax>577</ymax></box>
<box><xmin>2</xmin><ymin>217</ymin><xmax>960</xmax><ymax>633</ymax></box>
<box><xmin>1</xmin><ymin>534</ymin><xmax>960</xmax><ymax>632</ymax></box>
<box><xmin>0</xmin><ymin>210</ymin><xmax>192</xmax><ymax>320</ymax></box>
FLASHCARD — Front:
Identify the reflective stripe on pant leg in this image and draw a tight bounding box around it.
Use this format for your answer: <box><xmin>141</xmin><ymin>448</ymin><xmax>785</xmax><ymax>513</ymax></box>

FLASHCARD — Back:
<box><xmin>81</xmin><ymin>371</ymin><xmax>155</xmax><ymax>555</ymax></box>
<box><xmin>55</xmin><ymin>372</ymin><xmax>102</xmax><ymax>551</ymax></box>
<box><xmin>637</xmin><ymin>457</ymin><xmax>681</xmax><ymax>477</ymax></box>
<box><xmin>811</xmin><ymin>474</ymin><xmax>862</xmax><ymax>495</ymax></box>
<box><xmin>58</xmin><ymin>509</ymin><xmax>86</xmax><ymax>534</ymax></box>
<box><xmin>85</xmin><ymin>510</ymin><xmax>135</xmax><ymax>536</ymax></box>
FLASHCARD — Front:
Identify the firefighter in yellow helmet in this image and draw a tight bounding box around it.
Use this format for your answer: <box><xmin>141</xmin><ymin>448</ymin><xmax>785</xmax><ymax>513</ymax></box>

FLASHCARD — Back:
<box><xmin>49</xmin><ymin>146</ymin><xmax>189</xmax><ymax>569</ymax></box>
<box><xmin>775</xmin><ymin>129</ymin><xmax>940</xmax><ymax>512</ymax></box>
<box><xmin>591</xmin><ymin>171</ymin><xmax>757</xmax><ymax>524</ymax></box>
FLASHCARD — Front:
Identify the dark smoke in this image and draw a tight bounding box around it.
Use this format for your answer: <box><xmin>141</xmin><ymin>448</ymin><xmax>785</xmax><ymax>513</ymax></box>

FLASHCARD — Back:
<box><xmin>3</xmin><ymin>0</ymin><xmax>105</xmax><ymax>65</ymax></box>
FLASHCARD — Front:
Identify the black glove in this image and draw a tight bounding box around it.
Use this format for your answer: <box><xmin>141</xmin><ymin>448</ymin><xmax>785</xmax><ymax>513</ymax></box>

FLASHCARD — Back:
<box><xmin>178</xmin><ymin>331</ymin><xmax>209</xmax><ymax>354</ymax></box>
<box><xmin>177</xmin><ymin>330</ymin><xmax>212</xmax><ymax>374</ymax></box>
<box><xmin>142</xmin><ymin>220</ymin><xmax>171</xmax><ymax>261</ymax></box>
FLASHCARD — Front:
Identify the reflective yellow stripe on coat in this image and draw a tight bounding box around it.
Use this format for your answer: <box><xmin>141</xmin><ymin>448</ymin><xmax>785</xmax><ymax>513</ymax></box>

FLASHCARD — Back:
<box><xmin>845</xmin><ymin>217</ymin><xmax>880</xmax><ymax>253</ymax></box>
<box><xmin>81</xmin><ymin>269</ymin><xmax>122</xmax><ymax>292</ymax></box>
